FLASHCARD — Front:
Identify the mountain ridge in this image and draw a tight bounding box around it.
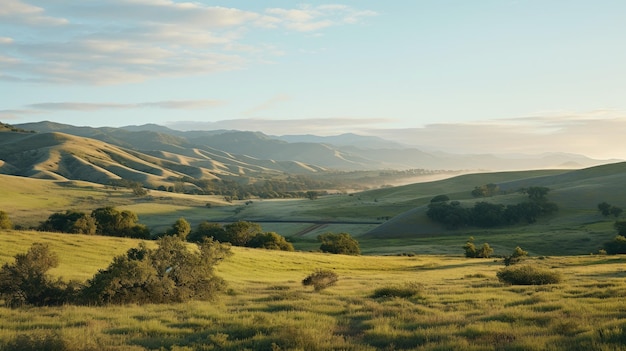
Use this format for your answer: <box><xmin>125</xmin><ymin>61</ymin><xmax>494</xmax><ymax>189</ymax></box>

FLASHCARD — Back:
<box><xmin>13</xmin><ymin>121</ymin><xmax>620</xmax><ymax>171</ymax></box>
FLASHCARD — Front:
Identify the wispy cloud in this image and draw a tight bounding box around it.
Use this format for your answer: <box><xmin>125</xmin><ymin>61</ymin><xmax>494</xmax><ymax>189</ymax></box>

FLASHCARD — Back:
<box><xmin>1</xmin><ymin>1</ymin><xmax>375</xmax><ymax>85</ymax></box>
<box><xmin>25</xmin><ymin>99</ymin><xmax>226</xmax><ymax>111</ymax></box>
<box><xmin>266</xmin><ymin>5</ymin><xmax>376</xmax><ymax>32</ymax></box>
<box><xmin>0</xmin><ymin>0</ymin><xmax>68</xmax><ymax>26</ymax></box>
<box><xmin>0</xmin><ymin>109</ymin><xmax>42</xmax><ymax>119</ymax></box>
<box><xmin>243</xmin><ymin>94</ymin><xmax>292</xmax><ymax>116</ymax></box>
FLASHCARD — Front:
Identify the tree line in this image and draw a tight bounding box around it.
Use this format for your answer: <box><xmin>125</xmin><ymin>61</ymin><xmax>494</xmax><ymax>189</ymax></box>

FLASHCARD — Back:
<box><xmin>32</xmin><ymin>208</ymin><xmax>362</xmax><ymax>256</ymax></box>
<box><xmin>427</xmin><ymin>186</ymin><xmax>558</xmax><ymax>229</ymax></box>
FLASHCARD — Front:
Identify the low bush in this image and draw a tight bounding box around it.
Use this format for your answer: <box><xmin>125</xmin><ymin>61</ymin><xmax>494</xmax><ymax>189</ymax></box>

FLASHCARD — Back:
<box><xmin>497</xmin><ymin>264</ymin><xmax>562</xmax><ymax>285</ymax></box>
<box><xmin>372</xmin><ymin>282</ymin><xmax>423</xmax><ymax>299</ymax></box>
<box><xmin>302</xmin><ymin>269</ymin><xmax>338</xmax><ymax>291</ymax></box>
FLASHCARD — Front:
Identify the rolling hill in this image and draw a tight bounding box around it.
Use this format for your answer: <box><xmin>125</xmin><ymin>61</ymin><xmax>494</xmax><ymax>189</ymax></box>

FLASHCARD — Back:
<box><xmin>364</xmin><ymin>162</ymin><xmax>626</xmax><ymax>241</ymax></box>
<box><xmin>0</xmin><ymin>130</ymin><xmax>325</xmax><ymax>190</ymax></box>
<box><xmin>14</xmin><ymin>121</ymin><xmax>619</xmax><ymax>171</ymax></box>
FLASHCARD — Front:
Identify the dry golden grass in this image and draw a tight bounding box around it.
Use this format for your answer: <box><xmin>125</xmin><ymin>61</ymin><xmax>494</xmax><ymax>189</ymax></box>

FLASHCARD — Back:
<box><xmin>2</xmin><ymin>230</ymin><xmax>626</xmax><ymax>350</ymax></box>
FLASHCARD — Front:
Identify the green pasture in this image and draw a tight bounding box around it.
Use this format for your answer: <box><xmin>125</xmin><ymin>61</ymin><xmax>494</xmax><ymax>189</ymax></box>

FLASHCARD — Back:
<box><xmin>2</xmin><ymin>230</ymin><xmax>626</xmax><ymax>350</ymax></box>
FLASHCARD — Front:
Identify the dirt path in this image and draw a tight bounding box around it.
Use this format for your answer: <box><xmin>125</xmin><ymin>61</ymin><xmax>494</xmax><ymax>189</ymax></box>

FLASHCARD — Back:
<box><xmin>293</xmin><ymin>223</ymin><xmax>328</xmax><ymax>237</ymax></box>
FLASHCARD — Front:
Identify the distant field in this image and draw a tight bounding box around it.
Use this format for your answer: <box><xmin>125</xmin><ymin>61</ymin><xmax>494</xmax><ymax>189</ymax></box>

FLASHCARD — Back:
<box><xmin>2</xmin><ymin>230</ymin><xmax>626</xmax><ymax>350</ymax></box>
<box><xmin>3</xmin><ymin>162</ymin><xmax>626</xmax><ymax>256</ymax></box>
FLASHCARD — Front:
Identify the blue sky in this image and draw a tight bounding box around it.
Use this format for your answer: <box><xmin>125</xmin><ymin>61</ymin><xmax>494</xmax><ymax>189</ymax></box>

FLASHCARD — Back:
<box><xmin>2</xmin><ymin>1</ymin><xmax>626</xmax><ymax>158</ymax></box>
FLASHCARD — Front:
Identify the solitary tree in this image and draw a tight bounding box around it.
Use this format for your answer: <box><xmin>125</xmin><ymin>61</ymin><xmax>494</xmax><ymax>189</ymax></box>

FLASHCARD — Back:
<box><xmin>0</xmin><ymin>243</ymin><xmax>65</xmax><ymax>307</ymax></box>
<box><xmin>165</xmin><ymin>217</ymin><xmax>191</xmax><ymax>240</ymax></box>
<box><xmin>525</xmin><ymin>186</ymin><xmax>550</xmax><ymax>201</ymax></box>
<box><xmin>318</xmin><ymin>232</ymin><xmax>360</xmax><ymax>255</ymax></box>
<box><xmin>222</xmin><ymin>221</ymin><xmax>263</xmax><ymax>246</ymax></box>
<box><xmin>188</xmin><ymin>221</ymin><xmax>226</xmax><ymax>243</ymax></box>
<box><xmin>91</xmin><ymin>207</ymin><xmax>150</xmax><ymax>238</ymax></box>
<box><xmin>248</xmin><ymin>232</ymin><xmax>295</xmax><ymax>251</ymax></box>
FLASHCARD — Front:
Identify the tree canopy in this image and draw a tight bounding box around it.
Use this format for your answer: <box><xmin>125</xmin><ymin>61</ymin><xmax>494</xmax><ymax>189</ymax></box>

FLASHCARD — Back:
<box><xmin>318</xmin><ymin>232</ymin><xmax>361</xmax><ymax>255</ymax></box>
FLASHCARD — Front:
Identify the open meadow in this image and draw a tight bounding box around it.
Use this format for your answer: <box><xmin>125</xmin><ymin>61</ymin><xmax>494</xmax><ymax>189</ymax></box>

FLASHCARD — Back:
<box><xmin>1</xmin><ymin>230</ymin><xmax>626</xmax><ymax>350</ymax></box>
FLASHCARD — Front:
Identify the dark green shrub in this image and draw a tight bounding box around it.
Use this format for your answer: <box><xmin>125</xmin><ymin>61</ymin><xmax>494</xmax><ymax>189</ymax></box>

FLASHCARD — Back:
<box><xmin>464</xmin><ymin>238</ymin><xmax>493</xmax><ymax>258</ymax></box>
<box><xmin>91</xmin><ymin>207</ymin><xmax>150</xmax><ymax>238</ymax></box>
<box><xmin>372</xmin><ymin>282</ymin><xmax>423</xmax><ymax>299</ymax></box>
<box><xmin>430</xmin><ymin>194</ymin><xmax>450</xmax><ymax>203</ymax></box>
<box><xmin>603</xmin><ymin>235</ymin><xmax>626</xmax><ymax>254</ymax></box>
<box><xmin>0</xmin><ymin>243</ymin><xmax>70</xmax><ymax>307</ymax></box>
<box><xmin>247</xmin><ymin>232</ymin><xmax>294</xmax><ymax>251</ymax></box>
<box><xmin>38</xmin><ymin>210</ymin><xmax>96</xmax><ymax>234</ymax></box>
<box><xmin>497</xmin><ymin>264</ymin><xmax>562</xmax><ymax>285</ymax></box>
<box><xmin>504</xmin><ymin>246</ymin><xmax>528</xmax><ymax>266</ymax></box>
<box><xmin>82</xmin><ymin>236</ymin><xmax>232</xmax><ymax>305</ymax></box>
<box><xmin>188</xmin><ymin>221</ymin><xmax>225</xmax><ymax>243</ymax></box>
<box><xmin>302</xmin><ymin>269</ymin><xmax>338</xmax><ymax>291</ymax></box>
<box><xmin>318</xmin><ymin>232</ymin><xmax>360</xmax><ymax>255</ymax></box>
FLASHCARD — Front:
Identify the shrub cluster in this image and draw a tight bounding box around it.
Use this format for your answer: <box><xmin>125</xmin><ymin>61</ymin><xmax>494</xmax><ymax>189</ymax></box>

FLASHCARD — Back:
<box><xmin>598</xmin><ymin>202</ymin><xmax>623</xmax><ymax>217</ymax></box>
<box><xmin>463</xmin><ymin>237</ymin><xmax>494</xmax><ymax>258</ymax></box>
<box><xmin>188</xmin><ymin>220</ymin><xmax>294</xmax><ymax>251</ymax></box>
<box><xmin>497</xmin><ymin>264</ymin><xmax>562</xmax><ymax>285</ymax></box>
<box><xmin>0</xmin><ymin>237</ymin><xmax>232</xmax><ymax>307</ymax></box>
<box><xmin>38</xmin><ymin>207</ymin><xmax>149</xmax><ymax>238</ymax></box>
<box><xmin>503</xmin><ymin>246</ymin><xmax>529</xmax><ymax>266</ymax></box>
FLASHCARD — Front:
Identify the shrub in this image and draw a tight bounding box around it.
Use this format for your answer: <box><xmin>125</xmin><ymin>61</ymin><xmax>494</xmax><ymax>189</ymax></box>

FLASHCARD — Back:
<box><xmin>82</xmin><ymin>236</ymin><xmax>232</xmax><ymax>305</ymax></box>
<box><xmin>430</xmin><ymin>194</ymin><xmax>450</xmax><ymax>203</ymax></box>
<box><xmin>372</xmin><ymin>282</ymin><xmax>423</xmax><ymax>299</ymax></box>
<box><xmin>603</xmin><ymin>235</ymin><xmax>626</xmax><ymax>254</ymax></box>
<box><xmin>504</xmin><ymin>246</ymin><xmax>528</xmax><ymax>266</ymax></box>
<box><xmin>464</xmin><ymin>238</ymin><xmax>493</xmax><ymax>258</ymax></box>
<box><xmin>0</xmin><ymin>243</ymin><xmax>69</xmax><ymax>307</ymax></box>
<box><xmin>38</xmin><ymin>210</ymin><xmax>96</xmax><ymax>234</ymax></box>
<box><xmin>318</xmin><ymin>232</ymin><xmax>360</xmax><ymax>255</ymax></box>
<box><xmin>188</xmin><ymin>221</ymin><xmax>225</xmax><ymax>243</ymax></box>
<box><xmin>0</xmin><ymin>211</ymin><xmax>12</xmax><ymax>230</ymax></box>
<box><xmin>163</xmin><ymin>217</ymin><xmax>191</xmax><ymax>240</ymax></box>
<box><xmin>302</xmin><ymin>269</ymin><xmax>338</xmax><ymax>291</ymax></box>
<box><xmin>247</xmin><ymin>232</ymin><xmax>295</xmax><ymax>251</ymax></box>
<box><xmin>497</xmin><ymin>264</ymin><xmax>562</xmax><ymax>285</ymax></box>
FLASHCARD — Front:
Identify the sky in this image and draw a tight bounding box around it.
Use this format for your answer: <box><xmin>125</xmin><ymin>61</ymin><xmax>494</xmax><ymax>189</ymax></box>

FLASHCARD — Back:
<box><xmin>1</xmin><ymin>0</ymin><xmax>626</xmax><ymax>159</ymax></box>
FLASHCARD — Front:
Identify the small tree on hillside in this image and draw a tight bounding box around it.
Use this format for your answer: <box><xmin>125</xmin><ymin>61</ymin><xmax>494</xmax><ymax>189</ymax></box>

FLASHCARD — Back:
<box><xmin>504</xmin><ymin>246</ymin><xmax>528</xmax><ymax>266</ymax></box>
<box><xmin>222</xmin><ymin>221</ymin><xmax>263</xmax><ymax>246</ymax></box>
<box><xmin>165</xmin><ymin>217</ymin><xmax>191</xmax><ymax>240</ymax></box>
<box><xmin>0</xmin><ymin>243</ymin><xmax>68</xmax><ymax>307</ymax></box>
<box><xmin>82</xmin><ymin>236</ymin><xmax>231</xmax><ymax>305</ymax></box>
<box><xmin>188</xmin><ymin>221</ymin><xmax>226</xmax><ymax>243</ymax></box>
<box><xmin>0</xmin><ymin>211</ymin><xmax>12</xmax><ymax>230</ymax></box>
<box><xmin>247</xmin><ymin>232</ymin><xmax>295</xmax><ymax>251</ymax></box>
<box><xmin>91</xmin><ymin>207</ymin><xmax>150</xmax><ymax>239</ymax></box>
<box><xmin>318</xmin><ymin>232</ymin><xmax>360</xmax><ymax>255</ymax></box>
<box><xmin>598</xmin><ymin>202</ymin><xmax>623</xmax><ymax>217</ymax></box>
<box><xmin>463</xmin><ymin>237</ymin><xmax>477</xmax><ymax>258</ymax></box>
<box><xmin>463</xmin><ymin>237</ymin><xmax>494</xmax><ymax>258</ymax></box>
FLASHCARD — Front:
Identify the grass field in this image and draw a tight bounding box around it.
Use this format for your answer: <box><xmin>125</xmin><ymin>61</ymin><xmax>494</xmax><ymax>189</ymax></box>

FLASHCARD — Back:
<box><xmin>2</xmin><ymin>230</ymin><xmax>626</xmax><ymax>350</ymax></box>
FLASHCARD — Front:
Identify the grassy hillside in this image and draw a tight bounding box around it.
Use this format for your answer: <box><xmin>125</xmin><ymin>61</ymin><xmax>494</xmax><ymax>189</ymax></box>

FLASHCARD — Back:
<box><xmin>2</xmin><ymin>160</ymin><xmax>625</xmax><ymax>255</ymax></box>
<box><xmin>2</xmin><ymin>230</ymin><xmax>626</xmax><ymax>350</ymax></box>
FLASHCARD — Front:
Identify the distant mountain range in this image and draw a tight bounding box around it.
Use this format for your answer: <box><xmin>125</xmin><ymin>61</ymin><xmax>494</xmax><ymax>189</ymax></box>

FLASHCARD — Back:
<box><xmin>8</xmin><ymin>121</ymin><xmax>619</xmax><ymax>174</ymax></box>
